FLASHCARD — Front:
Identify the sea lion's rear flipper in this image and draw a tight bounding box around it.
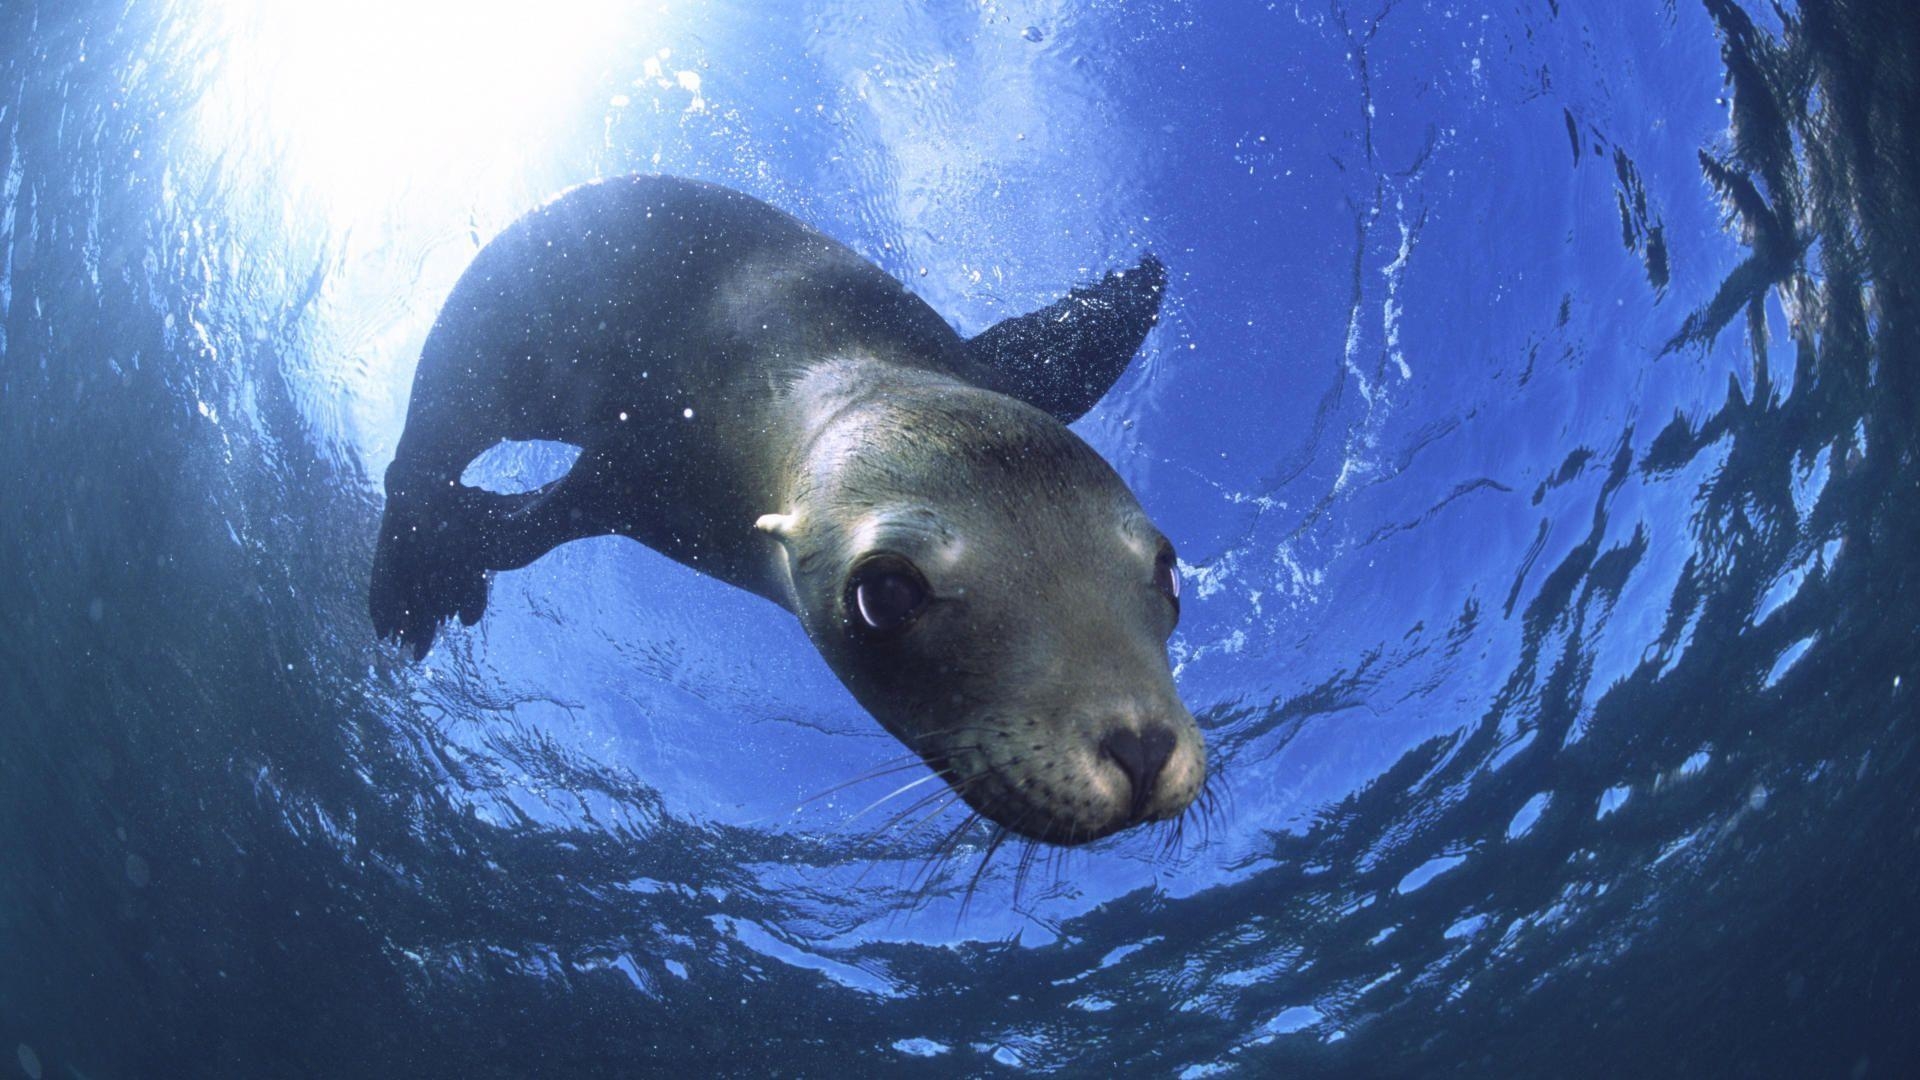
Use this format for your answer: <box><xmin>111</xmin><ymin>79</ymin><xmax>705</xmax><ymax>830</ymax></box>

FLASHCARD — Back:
<box><xmin>371</xmin><ymin>481</ymin><xmax>502</xmax><ymax>661</ymax></box>
<box><xmin>370</xmin><ymin>447</ymin><xmax>635</xmax><ymax>660</ymax></box>
<box><xmin>964</xmin><ymin>253</ymin><xmax>1166</xmax><ymax>423</ymax></box>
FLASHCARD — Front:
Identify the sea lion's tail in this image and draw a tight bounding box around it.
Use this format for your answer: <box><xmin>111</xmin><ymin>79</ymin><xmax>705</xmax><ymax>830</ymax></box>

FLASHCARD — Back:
<box><xmin>369</xmin><ymin>465</ymin><xmax>493</xmax><ymax>661</ymax></box>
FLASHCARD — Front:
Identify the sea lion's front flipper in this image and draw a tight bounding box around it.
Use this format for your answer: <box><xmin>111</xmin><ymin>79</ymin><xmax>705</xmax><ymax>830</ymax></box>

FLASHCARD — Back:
<box><xmin>963</xmin><ymin>253</ymin><xmax>1166</xmax><ymax>424</ymax></box>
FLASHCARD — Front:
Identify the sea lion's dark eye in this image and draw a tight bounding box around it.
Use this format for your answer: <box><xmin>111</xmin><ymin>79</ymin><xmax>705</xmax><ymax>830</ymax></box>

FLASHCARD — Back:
<box><xmin>1154</xmin><ymin>544</ymin><xmax>1181</xmax><ymax>619</ymax></box>
<box><xmin>847</xmin><ymin>556</ymin><xmax>929</xmax><ymax>634</ymax></box>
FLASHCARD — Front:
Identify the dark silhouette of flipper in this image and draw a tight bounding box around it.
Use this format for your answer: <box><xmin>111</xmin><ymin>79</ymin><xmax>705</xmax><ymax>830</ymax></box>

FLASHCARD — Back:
<box><xmin>964</xmin><ymin>253</ymin><xmax>1167</xmax><ymax>423</ymax></box>
<box><xmin>369</xmin><ymin>471</ymin><xmax>540</xmax><ymax>660</ymax></box>
<box><xmin>369</xmin><ymin>446</ymin><xmax>632</xmax><ymax>660</ymax></box>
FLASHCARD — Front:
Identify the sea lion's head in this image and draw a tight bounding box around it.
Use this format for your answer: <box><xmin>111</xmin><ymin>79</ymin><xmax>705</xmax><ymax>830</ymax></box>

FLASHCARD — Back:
<box><xmin>760</xmin><ymin>381</ymin><xmax>1205</xmax><ymax>845</ymax></box>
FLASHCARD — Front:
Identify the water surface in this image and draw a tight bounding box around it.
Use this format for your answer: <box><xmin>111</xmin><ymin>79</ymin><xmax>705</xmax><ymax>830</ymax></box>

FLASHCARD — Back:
<box><xmin>3</xmin><ymin>0</ymin><xmax>1916</xmax><ymax>1075</ymax></box>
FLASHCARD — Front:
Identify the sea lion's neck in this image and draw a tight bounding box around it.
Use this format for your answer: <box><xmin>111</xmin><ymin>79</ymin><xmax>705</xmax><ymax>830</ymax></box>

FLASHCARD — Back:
<box><xmin>776</xmin><ymin>351</ymin><xmax>973</xmax><ymax>466</ymax></box>
<box><xmin>736</xmin><ymin>351</ymin><xmax>968</xmax><ymax>610</ymax></box>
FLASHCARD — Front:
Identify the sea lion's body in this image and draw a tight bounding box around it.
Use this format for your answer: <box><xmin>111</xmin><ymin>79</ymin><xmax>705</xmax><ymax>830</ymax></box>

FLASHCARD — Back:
<box><xmin>373</xmin><ymin>175</ymin><xmax>1202</xmax><ymax>845</ymax></box>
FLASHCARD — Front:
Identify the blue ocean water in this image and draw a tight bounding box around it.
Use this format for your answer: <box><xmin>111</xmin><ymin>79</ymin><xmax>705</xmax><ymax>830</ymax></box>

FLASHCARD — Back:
<box><xmin>2</xmin><ymin>0</ymin><xmax>1916</xmax><ymax>1075</ymax></box>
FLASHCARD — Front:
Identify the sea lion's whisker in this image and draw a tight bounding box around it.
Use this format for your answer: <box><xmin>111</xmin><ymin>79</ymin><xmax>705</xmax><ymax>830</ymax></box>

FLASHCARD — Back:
<box><xmin>897</xmin><ymin>793</ymin><xmax>971</xmax><ymax>841</ymax></box>
<box><xmin>909</xmin><ymin>725</ymin><xmax>1009</xmax><ymax>743</ymax></box>
<box><xmin>860</xmin><ymin>803</ymin><xmax>971</xmax><ymax>897</ymax></box>
<box><xmin>957</xmin><ymin>826</ymin><xmax>1012</xmax><ymax>922</ymax></box>
<box><xmin>906</xmin><ymin>811</ymin><xmax>983</xmax><ymax>908</ymax></box>
<box><xmin>1198</xmin><ymin>780</ymin><xmax>1232</xmax><ymax>840</ymax></box>
<box><xmin>795</xmin><ymin>758</ymin><xmax>933</xmax><ymax>808</ymax></box>
<box><xmin>851</xmin><ymin>793</ymin><xmax>964</xmax><ymax>900</ymax></box>
<box><xmin>847</xmin><ymin>772</ymin><xmax>948</xmax><ymax>821</ymax></box>
<box><xmin>918</xmin><ymin>814</ymin><xmax>977</xmax><ymax>878</ymax></box>
<box><xmin>808</xmin><ymin>742</ymin><xmax>998</xmax><ymax>818</ymax></box>
<box><xmin>857</xmin><ymin>777</ymin><xmax>985</xmax><ymax>850</ymax></box>
<box><xmin>862</xmin><ymin>790</ymin><xmax>962</xmax><ymax>845</ymax></box>
<box><xmin>1012</xmin><ymin>836</ymin><xmax>1043</xmax><ymax>906</ymax></box>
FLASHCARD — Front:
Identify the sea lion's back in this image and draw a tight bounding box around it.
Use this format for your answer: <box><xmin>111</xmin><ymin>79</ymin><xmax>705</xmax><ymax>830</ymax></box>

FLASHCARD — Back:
<box><xmin>402</xmin><ymin>175</ymin><xmax>958</xmax><ymax>446</ymax></box>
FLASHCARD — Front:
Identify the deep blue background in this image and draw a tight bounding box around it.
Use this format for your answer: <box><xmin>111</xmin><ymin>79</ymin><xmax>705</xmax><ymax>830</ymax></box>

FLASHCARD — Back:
<box><xmin>3</xmin><ymin>0</ymin><xmax>1917</xmax><ymax>1075</ymax></box>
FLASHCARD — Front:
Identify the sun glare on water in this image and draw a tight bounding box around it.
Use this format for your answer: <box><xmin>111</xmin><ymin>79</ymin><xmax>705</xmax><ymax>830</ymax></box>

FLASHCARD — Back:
<box><xmin>191</xmin><ymin>0</ymin><xmax>669</xmax><ymax>461</ymax></box>
<box><xmin>197</xmin><ymin>0</ymin><xmax>643</xmax><ymax>228</ymax></box>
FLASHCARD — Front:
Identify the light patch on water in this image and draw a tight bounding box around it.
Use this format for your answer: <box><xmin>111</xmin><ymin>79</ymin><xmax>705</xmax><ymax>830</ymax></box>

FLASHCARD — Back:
<box><xmin>1185</xmin><ymin>551</ymin><xmax>1242</xmax><ymax>600</ymax></box>
<box><xmin>892</xmin><ymin>1038</ymin><xmax>949</xmax><ymax>1057</ymax></box>
<box><xmin>1506</xmin><ymin>792</ymin><xmax>1551</xmax><ymax>839</ymax></box>
<box><xmin>1330</xmin><ymin>447</ymin><xmax>1379</xmax><ymax>495</ymax></box>
<box><xmin>1658</xmin><ymin>598</ymin><xmax>1707</xmax><ymax>680</ymax></box>
<box><xmin>572</xmin><ymin>951</ymin><xmax>658</xmax><ymax>998</ymax></box>
<box><xmin>1495</xmin><ymin>917</ymin><xmax>1527</xmax><ymax>955</ymax></box>
<box><xmin>1751</xmin><ymin>550</ymin><xmax>1819</xmax><ymax>627</ymax></box>
<box><xmin>1273</xmin><ymin>541</ymin><xmax>1327</xmax><ymax>601</ymax></box>
<box><xmin>715</xmin><ymin>915</ymin><xmax>902</xmax><ymax>998</ymax></box>
<box><xmin>1444</xmin><ymin>913</ymin><xmax>1489</xmax><ymax>941</ymax></box>
<box><xmin>1652</xmin><ymin>827</ymin><xmax>1705</xmax><ymax>867</ymax></box>
<box><xmin>1597</xmin><ymin>785</ymin><xmax>1632</xmax><ymax>819</ymax></box>
<box><xmin>1355</xmin><ymin>967</ymin><xmax>1400</xmax><ymax>996</ymax></box>
<box><xmin>1821</xmin><ymin>536</ymin><xmax>1844</xmax><ymax>571</ymax></box>
<box><xmin>638</xmin><ymin>50</ymin><xmax>708</xmax><ymax>112</ymax></box>
<box><xmin>1487</xmin><ymin>729</ymin><xmax>1537</xmax><ymax>772</ymax></box>
<box><xmin>1343</xmin><ymin>292</ymin><xmax>1375</xmax><ymax>406</ymax></box>
<box><xmin>1790</xmin><ymin>443</ymin><xmax>1832</xmax><ymax>521</ymax></box>
<box><xmin>1217</xmin><ymin>948</ymin><xmax>1305</xmax><ymax>988</ymax></box>
<box><xmin>1098</xmin><ymin>936</ymin><xmax>1164</xmax><ymax>970</ymax></box>
<box><xmin>1261</xmin><ymin>1004</ymin><xmax>1324</xmax><ymax>1035</ymax></box>
<box><xmin>1397</xmin><ymin>853</ymin><xmax>1467</xmax><ymax>895</ymax></box>
<box><xmin>1764</xmin><ymin>635</ymin><xmax>1818</xmax><ymax>688</ymax></box>
<box><xmin>1381</xmin><ymin>196</ymin><xmax>1416</xmax><ymax>380</ymax></box>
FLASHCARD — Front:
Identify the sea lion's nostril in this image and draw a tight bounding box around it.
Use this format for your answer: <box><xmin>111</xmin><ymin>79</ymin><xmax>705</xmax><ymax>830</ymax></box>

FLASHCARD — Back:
<box><xmin>1102</xmin><ymin>726</ymin><xmax>1177</xmax><ymax>819</ymax></box>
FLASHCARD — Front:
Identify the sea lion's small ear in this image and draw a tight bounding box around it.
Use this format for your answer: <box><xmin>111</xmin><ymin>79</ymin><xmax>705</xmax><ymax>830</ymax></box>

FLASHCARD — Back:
<box><xmin>755</xmin><ymin>512</ymin><xmax>801</xmax><ymax>543</ymax></box>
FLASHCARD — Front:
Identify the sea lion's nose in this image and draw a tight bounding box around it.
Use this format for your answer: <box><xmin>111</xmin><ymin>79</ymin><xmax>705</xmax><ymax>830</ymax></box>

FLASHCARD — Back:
<box><xmin>1102</xmin><ymin>725</ymin><xmax>1177</xmax><ymax>819</ymax></box>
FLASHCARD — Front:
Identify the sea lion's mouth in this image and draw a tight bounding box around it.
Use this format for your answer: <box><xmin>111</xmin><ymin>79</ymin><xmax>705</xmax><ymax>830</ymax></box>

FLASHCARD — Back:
<box><xmin>920</xmin><ymin>717</ymin><xmax>1206</xmax><ymax>847</ymax></box>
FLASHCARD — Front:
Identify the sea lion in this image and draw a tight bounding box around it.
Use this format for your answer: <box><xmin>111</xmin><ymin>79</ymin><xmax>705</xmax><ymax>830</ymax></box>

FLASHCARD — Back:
<box><xmin>370</xmin><ymin>175</ymin><xmax>1202</xmax><ymax>845</ymax></box>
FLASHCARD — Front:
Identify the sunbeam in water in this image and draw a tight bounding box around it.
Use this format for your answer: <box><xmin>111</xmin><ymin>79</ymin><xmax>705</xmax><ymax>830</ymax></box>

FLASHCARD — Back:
<box><xmin>1</xmin><ymin>0</ymin><xmax>1917</xmax><ymax>1076</ymax></box>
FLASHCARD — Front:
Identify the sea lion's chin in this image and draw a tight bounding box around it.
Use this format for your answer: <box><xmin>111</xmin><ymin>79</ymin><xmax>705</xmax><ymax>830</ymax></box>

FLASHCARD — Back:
<box><xmin>909</xmin><ymin>709</ymin><xmax>1208</xmax><ymax>847</ymax></box>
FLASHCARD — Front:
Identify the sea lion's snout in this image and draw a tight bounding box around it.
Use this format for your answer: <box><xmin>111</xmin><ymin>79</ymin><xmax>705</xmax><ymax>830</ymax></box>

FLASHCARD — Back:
<box><xmin>1069</xmin><ymin>699</ymin><xmax>1206</xmax><ymax>838</ymax></box>
<box><xmin>904</xmin><ymin>696</ymin><xmax>1205</xmax><ymax>846</ymax></box>
<box><xmin>1101</xmin><ymin>724</ymin><xmax>1178</xmax><ymax>821</ymax></box>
